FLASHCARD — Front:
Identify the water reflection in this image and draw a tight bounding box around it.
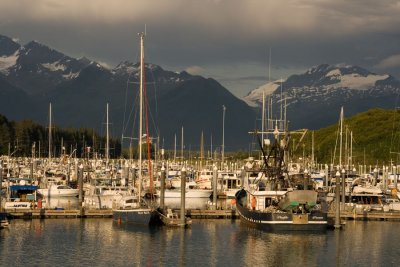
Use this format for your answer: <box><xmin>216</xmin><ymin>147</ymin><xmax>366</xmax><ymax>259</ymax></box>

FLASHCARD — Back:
<box><xmin>1</xmin><ymin>219</ymin><xmax>400</xmax><ymax>266</ymax></box>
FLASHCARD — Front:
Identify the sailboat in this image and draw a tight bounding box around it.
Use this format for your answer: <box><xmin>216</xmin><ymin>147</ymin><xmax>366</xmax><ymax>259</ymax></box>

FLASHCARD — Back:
<box><xmin>113</xmin><ymin>33</ymin><xmax>161</xmax><ymax>225</ymax></box>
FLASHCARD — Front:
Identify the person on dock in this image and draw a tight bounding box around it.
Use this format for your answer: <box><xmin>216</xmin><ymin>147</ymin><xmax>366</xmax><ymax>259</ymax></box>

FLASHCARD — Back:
<box><xmin>251</xmin><ymin>196</ymin><xmax>256</xmax><ymax>210</ymax></box>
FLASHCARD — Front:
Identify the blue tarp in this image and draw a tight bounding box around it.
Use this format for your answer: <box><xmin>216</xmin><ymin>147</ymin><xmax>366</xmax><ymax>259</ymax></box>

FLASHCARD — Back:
<box><xmin>9</xmin><ymin>185</ymin><xmax>38</xmax><ymax>191</ymax></box>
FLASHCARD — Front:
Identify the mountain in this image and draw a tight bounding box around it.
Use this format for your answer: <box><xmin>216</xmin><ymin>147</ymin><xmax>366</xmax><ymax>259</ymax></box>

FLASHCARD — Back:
<box><xmin>0</xmin><ymin>34</ymin><xmax>256</xmax><ymax>151</ymax></box>
<box><xmin>0</xmin><ymin>35</ymin><xmax>91</xmax><ymax>95</ymax></box>
<box><xmin>297</xmin><ymin>108</ymin><xmax>400</xmax><ymax>165</ymax></box>
<box><xmin>243</xmin><ymin>64</ymin><xmax>400</xmax><ymax>130</ymax></box>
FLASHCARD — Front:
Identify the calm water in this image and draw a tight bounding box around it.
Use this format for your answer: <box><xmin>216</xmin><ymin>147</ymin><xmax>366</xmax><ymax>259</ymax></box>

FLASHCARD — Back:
<box><xmin>1</xmin><ymin>219</ymin><xmax>398</xmax><ymax>267</ymax></box>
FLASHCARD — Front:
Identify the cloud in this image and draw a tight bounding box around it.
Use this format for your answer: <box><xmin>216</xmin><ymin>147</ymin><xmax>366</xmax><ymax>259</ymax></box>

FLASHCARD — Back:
<box><xmin>2</xmin><ymin>1</ymin><xmax>400</xmax><ymax>38</ymax></box>
<box><xmin>375</xmin><ymin>54</ymin><xmax>400</xmax><ymax>69</ymax></box>
<box><xmin>185</xmin><ymin>65</ymin><xmax>205</xmax><ymax>75</ymax></box>
<box><xmin>1</xmin><ymin>0</ymin><xmax>400</xmax><ymax>94</ymax></box>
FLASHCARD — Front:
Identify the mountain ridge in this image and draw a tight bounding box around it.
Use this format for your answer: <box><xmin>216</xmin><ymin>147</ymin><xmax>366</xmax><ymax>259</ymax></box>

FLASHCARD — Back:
<box><xmin>0</xmin><ymin>34</ymin><xmax>256</xmax><ymax>150</ymax></box>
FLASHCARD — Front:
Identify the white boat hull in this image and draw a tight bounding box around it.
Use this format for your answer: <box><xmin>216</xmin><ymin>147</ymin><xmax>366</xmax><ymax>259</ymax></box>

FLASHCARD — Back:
<box><xmin>163</xmin><ymin>189</ymin><xmax>212</xmax><ymax>198</ymax></box>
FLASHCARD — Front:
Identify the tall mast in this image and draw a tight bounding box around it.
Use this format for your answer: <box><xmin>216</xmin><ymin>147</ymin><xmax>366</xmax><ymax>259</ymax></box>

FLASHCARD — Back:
<box><xmin>200</xmin><ymin>131</ymin><xmax>204</xmax><ymax>170</ymax></box>
<box><xmin>339</xmin><ymin>107</ymin><xmax>343</xmax><ymax>168</ymax></box>
<box><xmin>138</xmin><ymin>32</ymin><xmax>145</xmax><ymax>200</ymax></box>
<box><xmin>106</xmin><ymin>103</ymin><xmax>109</xmax><ymax>165</ymax></box>
<box><xmin>174</xmin><ymin>133</ymin><xmax>177</xmax><ymax>162</ymax></box>
<box><xmin>261</xmin><ymin>91</ymin><xmax>265</xmax><ymax>146</ymax></box>
<box><xmin>222</xmin><ymin>105</ymin><xmax>226</xmax><ymax>167</ymax></box>
<box><xmin>181</xmin><ymin>126</ymin><xmax>184</xmax><ymax>162</ymax></box>
<box><xmin>48</xmin><ymin>102</ymin><xmax>52</xmax><ymax>160</ymax></box>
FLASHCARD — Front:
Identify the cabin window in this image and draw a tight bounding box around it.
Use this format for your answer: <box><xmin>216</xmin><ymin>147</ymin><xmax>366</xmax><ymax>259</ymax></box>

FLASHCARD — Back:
<box><xmin>265</xmin><ymin>198</ymin><xmax>272</xmax><ymax>208</ymax></box>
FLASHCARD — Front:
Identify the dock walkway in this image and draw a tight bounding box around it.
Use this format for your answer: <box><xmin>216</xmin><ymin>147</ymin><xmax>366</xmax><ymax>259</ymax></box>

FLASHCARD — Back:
<box><xmin>5</xmin><ymin>208</ymin><xmax>400</xmax><ymax>221</ymax></box>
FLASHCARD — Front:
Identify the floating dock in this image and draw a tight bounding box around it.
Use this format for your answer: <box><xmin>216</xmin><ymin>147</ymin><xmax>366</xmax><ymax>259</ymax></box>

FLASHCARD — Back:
<box><xmin>5</xmin><ymin>209</ymin><xmax>400</xmax><ymax>221</ymax></box>
<box><xmin>5</xmin><ymin>208</ymin><xmax>239</xmax><ymax>219</ymax></box>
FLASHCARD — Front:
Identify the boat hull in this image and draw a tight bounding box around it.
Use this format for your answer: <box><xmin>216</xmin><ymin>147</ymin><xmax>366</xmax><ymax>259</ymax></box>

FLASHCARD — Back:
<box><xmin>235</xmin><ymin>190</ymin><xmax>327</xmax><ymax>232</ymax></box>
<box><xmin>113</xmin><ymin>209</ymin><xmax>161</xmax><ymax>225</ymax></box>
<box><xmin>236</xmin><ymin>203</ymin><xmax>327</xmax><ymax>231</ymax></box>
<box><xmin>0</xmin><ymin>212</ymin><xmax>9</xmax><ymax>229</ymax></box>
<box><xmin>164</xmin><ymin>189</ymin><xmax>212</xmax><ymax>198</ymax></box>
<box><xmin>37</xmin><ymin>188</ymin><xmax>79</xmax><ymax>197</ymax></box>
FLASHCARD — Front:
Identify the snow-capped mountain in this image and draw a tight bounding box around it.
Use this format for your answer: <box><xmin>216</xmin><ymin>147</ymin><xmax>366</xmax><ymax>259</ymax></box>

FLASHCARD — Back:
<box><xmin>0</xmin><ymin>34</ymin><xmax>255</xmax><ymax>149</ymax></box>
<box><xmin>0</xmin><ymin>35</ymin><xmax>91</xmax><ymax>95</ymax></box>
<box><xmin>243</xmin><ymin>64</ymin><xmax>400</xmax><ymax>129</ymax></box>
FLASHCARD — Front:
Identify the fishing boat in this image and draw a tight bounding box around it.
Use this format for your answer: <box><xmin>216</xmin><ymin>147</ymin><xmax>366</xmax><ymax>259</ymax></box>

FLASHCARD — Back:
<box><xmin>235</xmin><ymin>116</ymin><xmax>327</xmax><ymax>232</ymax></box>
<box><xmin>113</xmin><ymin>32</ymin><xmax>160</xmax><ymax>225</ymax></box>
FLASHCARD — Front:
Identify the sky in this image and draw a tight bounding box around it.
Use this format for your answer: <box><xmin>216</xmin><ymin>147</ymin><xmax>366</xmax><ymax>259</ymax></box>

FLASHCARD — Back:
<box><xmin>1</xmin><ymin>0</ymin><xmax>400</xmax><ymax>97</ymax></box>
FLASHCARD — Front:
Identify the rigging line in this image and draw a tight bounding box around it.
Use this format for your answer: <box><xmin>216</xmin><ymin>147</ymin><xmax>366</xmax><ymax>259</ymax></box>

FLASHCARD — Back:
<box><xmin>143</xmin><ymin>64</ymin><xmax>153</xmax><ymax>194</ymax></box>
<box><xmin>331</xmin><ymin>114</ymin><xmax>341</xmax><ymax>168</ymax></box>
<box><xmin>148</xmin><ymin>66</ymin><xmax>159</xmax><ymax>125</ymax></box>
<box><xmin>121</xmin><ymin>78</ymin><xmax>140</xmax><ymax>142</ymax></box>
<box><xmin>121</xmin><ymin>77</ymin><xmax>132</xmax><ymax>137</ymax></box>
<box><xmin>389</xmin><ymin>107</ymin><xmax>400</xmax><ymax>154</ymax></box>
<box><xmin>255</xmin><ymin>131</ymin><xmax>269</xmax><ymax>169</ymax></box>
<box><xmin>125</xmin><ymin>84</ymin><xmax>139</xmax><ymax>139</ymax></box>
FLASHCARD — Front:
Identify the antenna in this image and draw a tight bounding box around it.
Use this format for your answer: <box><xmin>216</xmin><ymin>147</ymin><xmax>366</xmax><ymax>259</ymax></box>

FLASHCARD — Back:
<box><xmin>145</xmin><ymin>24</ymin><xmax>147</xmax><ymax>36</ymax></box>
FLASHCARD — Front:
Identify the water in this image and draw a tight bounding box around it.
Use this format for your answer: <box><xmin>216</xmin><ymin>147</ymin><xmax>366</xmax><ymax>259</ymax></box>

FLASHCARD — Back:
<box><xmin>1</xmin><ymin>219</ymin><xmax>399</xmax><ymax>267</ymax></box>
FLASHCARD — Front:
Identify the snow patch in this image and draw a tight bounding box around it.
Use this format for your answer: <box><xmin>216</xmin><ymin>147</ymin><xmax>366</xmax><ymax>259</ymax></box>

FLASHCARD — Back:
<box><xmin>42</xmin><ymin>61</ymin><xmax>66</xmax><ymax>72</ymax></box>
<box><xmin>326</xmin><ymin>69</ymin><xmax>341</xmax><ymax>77</ymax></box>
<box><xmin>62</xmin><ymin>71</ymin><xmax>80</xmax><ymax>79</ymax></box>
<box><xmin>242</xmin><ymin>80</ymin><xmax>282</xmax><ymax>107</ymax></box>
<box><xmin>0</xmin><ymin>51</ymin><xmax>19</xmax><ymax>74</ymax></box>
<box><xmin>335</xmin><ymin>73</ymin><xmax>389</xmax><ymax>89</ymax></box>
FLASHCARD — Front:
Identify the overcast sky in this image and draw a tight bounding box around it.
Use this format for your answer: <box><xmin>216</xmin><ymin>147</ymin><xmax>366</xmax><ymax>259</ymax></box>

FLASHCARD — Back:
<box><xmin>1</xmin><ymin>0</ymin><xmax>400</xmax><ymax>97</ymax></box>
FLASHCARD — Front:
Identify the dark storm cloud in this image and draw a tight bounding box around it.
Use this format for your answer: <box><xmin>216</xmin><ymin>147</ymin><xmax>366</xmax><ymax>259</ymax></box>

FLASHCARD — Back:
<box><xmin>1</xmin><ymin>0</ymin><xmax>400</xmax><ymax>96</ymax></box>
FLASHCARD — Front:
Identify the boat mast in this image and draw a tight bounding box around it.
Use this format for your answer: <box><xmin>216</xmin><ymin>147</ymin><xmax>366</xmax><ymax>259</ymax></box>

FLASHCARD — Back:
<box><xmin>138</xmin><ymin>32</ymin><xmax>145</xmax><ymax>201</ymax></box>
<box><xmin>106</xmin><ymin>103</ymin><xmax>109</xmax><ymax>167</ymax></box>
<box><xmin>48</xmin><ymin>102</ymin><xmax>52</xmax><ymax>161</ymax></box>
<box><xmin>261</xmin><ymin>91</ymin><xmax>265</xmax><ymax>147</ymax></box>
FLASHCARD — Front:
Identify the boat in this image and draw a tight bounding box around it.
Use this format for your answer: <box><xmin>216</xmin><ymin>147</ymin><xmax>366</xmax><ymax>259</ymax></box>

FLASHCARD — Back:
<box><xmin>37</xmin><ymin>184</ymin><xmax>79</xmax><ymax>197</ymax></box>
<box><xmin>218</xmin><ymin>170</ymin><xmax>242</xmax><ymax>198</ymax></box>
<box><xmin>195</xmin><ymin>168</ymin><xmax>213</xmax><ymax>189</ymax></box>
<box><xmin>0</xmin><ymin>212</ymin><xmax>9</xmax><ymax>229</ymax></box>
<box><xmin>4</xmin><ymin>179</ymin><xmax>39</xmax><ymax>210</ymax></box>
<box><xmin>157</xmin><ymin>208</ymin><xmax>192</xmax><ymax>227</ymax></box>
<box><xmin>113</xmin><ymin>32</ymin><xmax>160</xmax><ymax>225</ymax></box>
<box><xmin>235</xmin><ymin>116</ymin><xmax>328</xmax><ymax>232</ymax></box>
<box><xmin>163</xmin><ymin>188</ymin><xmax>212</xmax><ymax>198</ymax></box>
<box><xmin>114</xmin><ymin>195</ymin><xmax>161</xmax><ymax>225</ymax></box>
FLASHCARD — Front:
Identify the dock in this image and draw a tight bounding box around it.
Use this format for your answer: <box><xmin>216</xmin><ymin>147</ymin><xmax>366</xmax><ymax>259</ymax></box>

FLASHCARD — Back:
<box><xmin>6</xmin><ymin>209</ymin><xmax>113</xmax><ymax>219</ymax></box>
<box><xmin>5</xmin><ymin>208</ymin><xmax>239</xmax><ymax>219</ymax></box>
<box><xmin>328</xmin><ymin>211</ymin><xmax>400</xmax><ymax>221</ymax></box>
<box><xmin>5</xmin><ymin>208</ymin><xmax>400</xmax><ymax>221</ymax></box>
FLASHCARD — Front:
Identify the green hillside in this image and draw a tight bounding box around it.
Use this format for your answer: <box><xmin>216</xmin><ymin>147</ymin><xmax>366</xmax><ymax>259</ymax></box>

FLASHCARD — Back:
<box><xmin>293</xmin><ymin>108</ymin><xmax>400</xmax><ymax>166</ymax></box>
